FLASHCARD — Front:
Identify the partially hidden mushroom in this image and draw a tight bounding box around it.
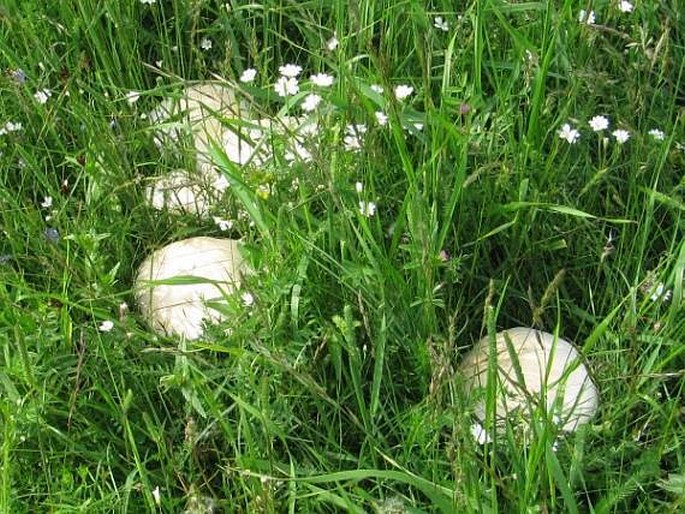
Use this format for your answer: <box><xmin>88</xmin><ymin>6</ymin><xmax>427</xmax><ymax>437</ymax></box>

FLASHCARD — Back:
<box><xmin>459</xmin><ymin>327</ymin><xmax>599</xmax><ymax>433</ymax></box>
<box><xmin>134</xmin><ymin>237</ymin><xmax>245</xmax><ymax>340</ymax></box>
<box><xmin>146</xmin><ymin>82</ymin><xmax>321</xmax><ymax>212</ymax></box>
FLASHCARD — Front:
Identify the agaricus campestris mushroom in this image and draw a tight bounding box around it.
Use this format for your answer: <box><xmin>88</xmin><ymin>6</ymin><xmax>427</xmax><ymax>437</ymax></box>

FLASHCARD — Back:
<box><xmin>459</xmin><ymin>327</ymin><xmax>599</xmax><ymax>433</ymax></box>
<box><xmin>145</xmin><ymin>170</ymin><xmax>214</xmax><ymax>215</ymax></box>
<box><xmin>134</xmin><ymin>237</ymin><xmax>245</xmax><ymax>340</ymax></box>
<box><xmin>148</xmin><ymin>82</ymin><xmax>256</xmax><ymax>174</ymax></box>
<box><xmin>146</xmin><ymin>83</ymin><xmax>321</xmax><ymax>212</ymax></box>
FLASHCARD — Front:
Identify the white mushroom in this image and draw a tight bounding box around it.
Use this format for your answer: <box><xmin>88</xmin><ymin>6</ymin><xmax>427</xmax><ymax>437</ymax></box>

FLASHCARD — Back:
<box><xmin>148</xmin><ymin>82</ymin><xmax>257</xmax><ymax>174</ymax></box>
<box><xmin>145</xmin><ymin>83</ymin><xmax>322</xmax><ymax>213</ymax></box>
<box><xmin>459</xmin><ymin>327</ymin><xmax>599</xmax><ymax>433</ymax></box>
<box><xmin>144</xmin><ymin>170</ymin><xmax>213</xmax><ymax>215</ymax></box>
<box><xmin>134</xmin><ymin>237</ymin><xmax>245</xmax><ymax>340</ymax></box>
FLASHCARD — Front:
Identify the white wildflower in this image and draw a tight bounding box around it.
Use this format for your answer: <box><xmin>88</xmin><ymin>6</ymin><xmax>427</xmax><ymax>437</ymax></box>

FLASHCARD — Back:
<box><xmin>343</xmin><ymin>124</ymin><xmax>367</xmax><ymax>152</ymax></box>
<box><xmin>0</xmin><ymin>121</ymin><xmax>23</xmax><ymax>136</ymax></box>
<box><xmin>370</xmin><ymin>84</ymin><xmax>384</xmax><ymax>94</ymax></box>
<box><xmin>579</xmin><ymin>9</ymin><xmax>596</xmax><ymax>24</ymax></box>
<box><xmin>151</xmin><ymin>486</ymin><xmax>161</xmax><ymax>506</ymax></box>
<box><xmin>310</xmin><ymin>73</ymin><xmax>334</xmax><ymax>87</ymax></box>
<box><xmin>40</xmin><ymin>196</ymin><xmax>53</xmax><ymax>208</ymax></box>
<box><xmin>140</xmin><ymin>0</ymin><xmax>157</xmax><ymax>4</ymax></box>
<box><xmin>612</xmin><ymin>129</ymin><xmax>630</xmax><ymax>144</ymax></box>
<box><xmin>375</xmin><ymin>111</ymin><xmax>388</xmax><ymax>126</ymax></box>
<box><xmin>394</xmin><ymin>84</ymin><xmax>414</xmax><ymax>101</ymax></box>
<box><xmin>648</xmin><ymin>128</ymin><xmax>665</xmax><ymax>141</ymax></box>
<box><xmin>200</xmin><ymin>38</ymin><xmax>212</xmax><ymax>51</ymax></box>
<box><xmin>326</xmin><ymin>35</ymin><xmax>339</xmax><ymax>51</ymax></box>
<box><xmin>241</xmin><ymin>291</ymin><xmax>255</xmax><ymax>307</ymax></box>
<box><xmin>240</xmin><ymin>68</ymin><xmax>257</xmax><ymax>83</ymax></box>
<box><xmin>589</xmin><ymin>115</ymin><xmax>609</xmax><ymax>132</ymax></box>
<box><xmin>274</xmin><ymin>76</ymin><xmax>299</xmax><ymax>97</ymax></box>
<box><xmin>470</xmin><ymin>422</ymin><xmax>491</xmax><ymax>445</ymax></box>
<box><xmin>557</xmin><ymin>123</ymin><xmax>580</xmax><ymax>144</ymax></box>
<box><xmin>651</xmin><ymin>283</ymin><xmax>672</xmax><ymax>303</ymax></box>
<box><xmin>355</xmin><ymin>181</ymin><xmax>363</xmax><ymax>193</ymax></box>
<box><xmin>279</xmin><ymin>64</ymin><xmax>302</xmax><ymax>78</ymax></box>
<box><xmin>98</xmin><ymin>320</ymin><xmax>114</xmax><ymax>332</ymax></box>
<box><xmin>358</xmin><ymin>201</ymin><xmax>377</xmax><ymax>217</ymax></box>
<box><xmin>212</xmin><ymin>216</ymin><xmax>233</xmax><ymax>231</ymax></box>
<box><xmin>34</xmin><ymin>89</ymin><xmax>52</xmax><ymax>104</ymax></box>
<box><xmin>301</xmin><ymin>93</ymin><xmax>322</xmax><ymax>112</ymax></box>
<box><xmin>434</xmin><ymin>16</ymin><xmax>449</xmax><ymax>32</ymax></box>
<box><xmin>618</xmin><ymin>1</ymin><xmax>634</xmax><ymax>13</ymax></box>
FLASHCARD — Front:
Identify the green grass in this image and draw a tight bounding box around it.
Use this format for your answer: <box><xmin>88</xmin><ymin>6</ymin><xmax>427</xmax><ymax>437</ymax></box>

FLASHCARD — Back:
<box><xmin>1</xmin><ymin>0</ymin><xmax>684</xmax><ymax>512</ymax></box>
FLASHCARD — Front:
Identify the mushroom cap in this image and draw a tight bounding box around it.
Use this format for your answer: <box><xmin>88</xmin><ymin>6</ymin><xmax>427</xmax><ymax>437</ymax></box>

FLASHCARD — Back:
<box><xmin>134</xmin><ymin>237</ymin><xmax>244</xmax><ymax>340</ymax></box>
<box><xmin>459</xmin><ymin>327</ymin><xmax>599</xmax><ymax>432</ymax></box>
<box><xmin>145</xmin><ymin>170</ymin><xmax>213</xmax><ymax>215</ymax></box>
<box><xmin>148</xmin><ymin>82</ymin><xmax>253</xmax><ymax>174</ymax></box>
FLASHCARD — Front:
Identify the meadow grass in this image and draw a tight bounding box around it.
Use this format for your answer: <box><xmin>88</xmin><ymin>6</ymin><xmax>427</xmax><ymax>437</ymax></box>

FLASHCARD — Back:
<box><xmin>1</xmin><ymin>0</ymin><xmax>684</xmax><ymax>512</ymax></box>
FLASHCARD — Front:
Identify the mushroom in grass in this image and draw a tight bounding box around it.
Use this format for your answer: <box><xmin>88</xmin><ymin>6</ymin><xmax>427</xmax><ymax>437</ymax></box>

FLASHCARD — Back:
<box><xmin>148</xmin><ymin>82</ymin><xmax>258</xmax><ymax>174</ymax></box>
<box><xmin>145</xmin><ymin>170</ymin><xmax>214</xmax><ymax>215</ymax></box>
<box><xmin>459</xmin><ymin>327</ymin><xmax>599</xmax><ymax>433</ymax></box>
<box><xmin>135</xmin><ymin>237</ymin><xmax>245</xmax><ymax>340</ymax></box>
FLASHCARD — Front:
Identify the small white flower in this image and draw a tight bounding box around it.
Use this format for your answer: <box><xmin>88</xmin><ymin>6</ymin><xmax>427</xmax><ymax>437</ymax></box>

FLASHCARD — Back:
<box><xmin>151</xmin><ymin>486</ymin><xmax>161</xmax><ymax>506</ymax></box>
<box><xmin>240</xmin><ymin>68</ymin><xmax>257</xmax><ymax>83</ymax></box>
<box><xmin>355</xmin><ymin>181</ymin><xmax>363</xmax><ymax>193</ymax></box>
<box><xmin>358</xmin><ymin>201</ymin><xmax>377</xmax><ymax>217</ymax></box>
<box><xmin>470</xmin><ymin>422</ymin><xmax>491</xmax><ymax>445</ymax></box>
<box><xmin>558</xmin><ymin>123</ymin><xmax>580</xmax><ymax>144</ymax></box>
<box><xmin>301</xmin><ymin>93</ymin><xmax>322</xmax><ymax>112</ymax></box>
<box><xmin>618</xmin><ymin>1</ymin><xmax>634</xmax><ymax>13</ymax></box>
<box><xmin>651</xmin><ymin>283</ymin><xmax>672</xmax><ymax>303</ymax></box>
<box><xmin>212</xmin><ymin>216</ymin><xmax>233</xmax><ymax>231</ymax></box>
<box><xmin>310</xmin><ymin>73</ymin><xmax>334</xmax><ymax>87</ymax></box>
<box><xmin>40</xmin><ymin>196</ymin><xmax>53</xmax><ymax>208</ymax></box>
<box><xmin>274</xmin><ymin>76</ymin><xmax>299</xmax><ymax>97</ymax></box>
<box><xmin>200</xmin><ymin>38</ymin><xmax>212</xmax><ymax>51</ymax></box>
<box><xmin>375</xmin><ymin>111</ymin><xmax>388</xmax><ymax>126</ymax></box>
<box><xmin>155</xmin><ymin>60</ymin><xmax>163</xmax><ymax>67</ymax></box>
<box><xmin>0</xmin><ymin>121</ymin><xmax>22</xmax><ymax>136</ymax></box>
<box><xmin>279</xmin><ymin>64</ymin><xmax>302</xmax><ymax>78</ymax></box>
<box><xmin>326</xmin><ymin>35</ymin><xmax>339</xmax><ymax>51</ymax></box>
<box><xmin>126</xmin><ymin>91</ymin><xmax>140</xmax><ymax>104</ymax></box>
<box><xmin>343</xmin><ymin>124</ymin><xmax>367</xmax><ymax>152</ymax></box>
<box><xmin>98</xmin><ymin>320</ymin><xmax>114</xmax><ymax>332</ymax></box>
<box><xmin>612</xmin><ymin>129</ymin><xmax>630</xmax><ymax>144</ymax></box>
<box><xmin>34</xmin><ymin>89</ymin><xmax>52</xmax><ymax>104</ymax></box>
<box><xmin>413</xmin><ymin>122</ymin><xmax>424</xmax><ymax>131</ymax></box>
<box><xmin>140</xmin><ymin>0</ymin><xmax>157</xmax><ymax>4</ymax></box>
<box><xmin>394</xmin><ymin>84</ymin><xmax>414</xmax><ymax>101</ymax></box>
<box><xmin>370</xmin><ymin>84</ymin><xmax>384</xmax><ymax>94</ymax></box>
<box><xmin>434</xmin><ymin>16</ymin><xmax>449</xmax><ymax>32</ymax></box>
<box><xmin>648</xmin><ymin>128</ymin><xmax>665</xmax><ymax>141</ymax></box>
<box><xmin>579</xmin><ymin>9</ymin><xmax>596</xmax><ymax>24</ymax></box>
<box><xmin>589</xmin><ymin>115</ymin><xmax>609</xmax><ymax>132</ymax></box>
<box><xmin>241</xmin><ymin>291</ymin><xmax>255</xmax><ymax>307</ymax></box>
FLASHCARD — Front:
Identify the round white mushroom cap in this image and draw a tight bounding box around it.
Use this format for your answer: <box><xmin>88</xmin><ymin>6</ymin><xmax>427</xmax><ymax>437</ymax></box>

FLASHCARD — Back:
<box><xmin>459</xmin><ymin>327</ymin><xmax>599</xmax><ymax>433</ymax></box>
<box><xmin>134</xmin><ymin>237</ymin><xmax>245</xmax><ymax>340</ymax></box>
